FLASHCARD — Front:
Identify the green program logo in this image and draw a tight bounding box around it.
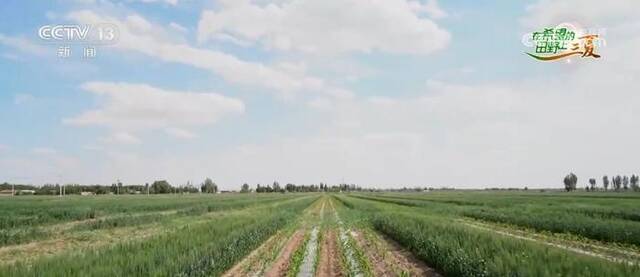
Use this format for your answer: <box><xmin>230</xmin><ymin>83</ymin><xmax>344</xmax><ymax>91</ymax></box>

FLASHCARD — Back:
<box><xmin>524</xmin><ymin>24</ymin><xmax>603</xmax><ymax>61</ymax></box>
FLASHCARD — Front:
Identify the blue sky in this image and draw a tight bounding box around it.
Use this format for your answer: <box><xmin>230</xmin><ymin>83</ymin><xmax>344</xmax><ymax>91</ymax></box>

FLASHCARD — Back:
<box><xmin>1</xmin><ymin>0</ymin><xmax>638</xmax><ymax>189</ymax></box>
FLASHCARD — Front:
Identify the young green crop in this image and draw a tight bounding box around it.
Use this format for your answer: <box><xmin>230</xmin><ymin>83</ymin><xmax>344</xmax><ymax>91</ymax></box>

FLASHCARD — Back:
<box><xmin>354</xmin><ymin>192</ymin><xmax>640</xmax><ymax>246</ymax></box>
<box><xmin>1</xmin><ymin>195</ymin><xmax>318</xmax><ymax>276</ymax></box>
<box><xmin>0</xmin><ymin>194</ymin><xmax>299</xmax><ymax>246</ymax></box>
<box><xmin>338</xmin><ymin>194</ymin><xmax>640</xmax><ymax>277</ymax></box>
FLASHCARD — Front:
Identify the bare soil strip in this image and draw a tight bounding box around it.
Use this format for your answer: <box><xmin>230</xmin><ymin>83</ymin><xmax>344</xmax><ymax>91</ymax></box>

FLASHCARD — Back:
<box><xmin>351</xmin><ymin>230</ymin><xmax>440</xmax><ymax>276</ymax></box>
<box><xmin>461</xmin><ymin>220</ymin><xmax>639</xmax><ymax>265</ymax></box>
<box><xmin>265</xmin><ymin>230</ymin><xmax>306</xmax><ymax>277</ymax></box>
<box><xmin>316</xmin><ymin>230</ymin><xmax>344</xmax><ymax>277</ymax></box>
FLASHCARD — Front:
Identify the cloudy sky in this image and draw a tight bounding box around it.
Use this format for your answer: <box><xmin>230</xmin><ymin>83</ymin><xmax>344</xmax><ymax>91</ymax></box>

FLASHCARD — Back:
<box><xmin>0</xmin><ymin>0</ymin><xmax>638</xmax><ymax>189</ymax></box>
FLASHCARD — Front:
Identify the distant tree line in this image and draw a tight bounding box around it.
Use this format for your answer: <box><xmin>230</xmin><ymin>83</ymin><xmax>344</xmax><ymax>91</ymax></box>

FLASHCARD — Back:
<box><xmin>0</xmin><ymin>178</ymin><xmax>222</xmax><ymax>195</ymax></box>
<box><xmin>563</xmin><ymin>173</ymin><xmax>640</xmax><ymax>192</ymax></box>
<box><xmin>249</xmin><ymin>182</ymin><xmax>363</xmax><ymax>193</ymax></box>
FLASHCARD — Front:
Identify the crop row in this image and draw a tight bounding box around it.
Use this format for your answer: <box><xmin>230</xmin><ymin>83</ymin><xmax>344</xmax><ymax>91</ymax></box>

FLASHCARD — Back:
<box><xmin>338</xmin><ymin>195</ymin><xmax>640</xmax><ymax>276</ymax></box>
<box><xmin>0</xmin><ymin>194</ymin><xmax>299</xmax><ymax>247</ymax></box>
<box><xmin>1</xmin><ymin>196</ymin><xmax>318</xmax><ymax>276</ymax></box>
<box><xmin>354</xmin><ymin>193</ymin><xmax>640</xmax><ymax>246</ymax></box>
<box><xmin>463</xmin><ymin>209</ymin><xmax>640</xmax><ymax>246</ymax></box>
<box><xmin>0</xmin><ymin>194</ymin><xmax>295</xmax><ymax>229</ymax></box>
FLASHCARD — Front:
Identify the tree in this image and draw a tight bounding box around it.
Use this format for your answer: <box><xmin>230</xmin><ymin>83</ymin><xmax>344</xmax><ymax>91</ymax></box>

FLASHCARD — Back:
<box><xmin>240</xmin><ymin>183</ymin><xmax>250</xmax><ymax>193</ymax></box>
<box><xmin>273</xmin><ymin>181</ymin><xmax>281</xmax><ymax>193</ymax></box>
<box><xmin>563</xmin><ymin>173</ymin><xmax>577</xmax><ymax>192</ymax></box>
<box><xmin>613</xmin><ymin>175</ymin><xmax>622</xmax><ymax>191</ymax></box>
<box><xmin>588</xmin><ymin>178</ymin><xmax>596</xmax><ymax>191</ymax></box>
<box><xmin>285</xmin><ymin>183</ymin><xmax>295</xmax><ymax>193</ymax></box>
<box><xmin>200</xmin><ymin>178</ymin><xmax>217</xmax><ymax>193</ymax></box>
<box><xmin>623</xmin><ymin>176</ymin><xmax>629</xmax><ymax>190</ymax></box>
<box><xmin>602</xmin><ymin>175</ymin><xmax>609</xmax><ymax>191</ymax></box>
<box><xmin>631</xmin><ymin>175</ymin><xmax>640</xmax><ymax>192</ymax></box>
<box><xmin>151</xmin><ymin>180</ymin><xmax>172</xmax><ymax>194</ymax></box>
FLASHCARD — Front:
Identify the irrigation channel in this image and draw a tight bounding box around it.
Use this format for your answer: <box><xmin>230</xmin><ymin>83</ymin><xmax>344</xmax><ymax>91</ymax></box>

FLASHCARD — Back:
<box><xmin>223</xmin><ymin>195</ymin><xmax>437</xmax><ymax>277</ymax></box>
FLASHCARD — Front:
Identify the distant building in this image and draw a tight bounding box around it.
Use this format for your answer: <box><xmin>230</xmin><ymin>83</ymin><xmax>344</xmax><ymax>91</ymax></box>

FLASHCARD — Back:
<box><xmin>80</xmin><ymin>191</ymin><xmax>96</xmax><ymax>196</ymax></box>
<box><xmin>17</xmin><ymin>190</ymin><xmax>35</xmax><ymax>195</ymax></box>
<box><xmin>0</xmin><ymin>189</ymin><xmax>14</xmax><ymax>196</ymax></box>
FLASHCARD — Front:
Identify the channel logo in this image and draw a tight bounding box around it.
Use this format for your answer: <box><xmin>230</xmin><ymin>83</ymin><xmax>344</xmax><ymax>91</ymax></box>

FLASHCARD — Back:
<box><xmin>38</xmin><ymin>23</ymin><xmax>119</xmax><ymax>45</ymax></box>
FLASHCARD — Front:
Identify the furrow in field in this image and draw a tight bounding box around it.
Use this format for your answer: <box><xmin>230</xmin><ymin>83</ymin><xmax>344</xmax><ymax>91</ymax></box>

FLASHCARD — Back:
<box><xmin>316</xmin><ymin>230</ymin><xmax>343</xmax><ymax>277</ymax></box>
<box><xmin>225</xmin><ymin>196</ymin><xmax>325</xmax><ymax>277</ymax></box>
<box><xmin>351</xmin><ymin>229</ymin><xmax>441</xmax><ymax>276</ymax></box>
<box><xmin>265</xmin><ymin>229</ymin><xmax>306</xmax><ymax>277</ymax></box>
<box><xmin>461</xmin><ymin>220</ymin><xmax>639</xmax><ymax>265</ymax></box>
<box><xmin>222</xmin><ymin>228</ymin><xmax>292</xmax><ymax>277</ymax></box>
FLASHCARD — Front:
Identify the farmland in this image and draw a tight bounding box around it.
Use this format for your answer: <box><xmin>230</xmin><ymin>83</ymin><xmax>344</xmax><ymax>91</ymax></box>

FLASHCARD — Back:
<box><xmin>1</xmin><ymin>192</ymin><xmax>640</xmax><ymax>276</ymax></box>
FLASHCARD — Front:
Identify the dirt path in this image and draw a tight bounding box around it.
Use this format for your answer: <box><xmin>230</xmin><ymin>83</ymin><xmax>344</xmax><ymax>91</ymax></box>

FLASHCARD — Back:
<box><xmin>264</xmin><ymin>230</ymin><xmax>305</xmax><ymax>277</ymax></box>
<box><xmin>461</xmin><ymin>220</ymin><xmax>639</xmax><ymax>265</ymax></box>
<box><xmin>316</xmin><ymin>230</ymin><xmax>343</xmax><ymax>277</ymax></box>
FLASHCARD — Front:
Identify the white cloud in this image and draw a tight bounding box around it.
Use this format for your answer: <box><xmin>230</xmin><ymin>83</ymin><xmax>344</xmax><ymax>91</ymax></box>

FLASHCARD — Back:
<box><xmin>1</xmin><ymin>150</ymin><xmax>81</xmax><ymax>184</ymax></box>
<box><xmin>67</xmin><ymin>10</ymin><xmax>352</xmax><ymax>99</ymax></box>
<box><xmin>0</xmin><ymin>34</ymin><xmax>48</xmax><ymax>56</ymax></box>
<box><xmin>101</xmin><ymin>132</ymin><xmax>142</xmax><ymax>145</ymax></box>
<box><xmin>169</xmin><ymin>22</ymin><xmax>188</xmax><ymax>33</ymax></box>
<box><xmin>521</xmin><ymin>0</ymin><xmax>640</xmax><ymax>28</ymax></box>
<box><xmin>197</xmin><ymin>0</ymin><xmax>450</xmax><ymax>55</ymax></box>
<box><xmin>31</xmin><ymin>147</ymin><xmax>58</xmax><ymax>155</ymax></box>
<box><xmin>64</xmin><ymin>82</ymin><xmax>245</xmax><ymax>139</ymax></box>
<box><xmin>164</xmin><ymin>128</ymin><xmax>197</xmax><ymax>139</ymax></box>
<box><xmin>138</xmin><ymin>0</ymin><xmax>179</xmax><ymax>6</ymax></box>
<box><xmin>408</xmin><ymin>0</ymin><xmax>447</xmax><ymax>19</ymax></box>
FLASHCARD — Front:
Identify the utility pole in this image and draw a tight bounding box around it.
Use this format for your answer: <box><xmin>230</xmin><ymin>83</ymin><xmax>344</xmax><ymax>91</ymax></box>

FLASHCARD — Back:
<box><xmin>11</xmin><ymin>183</ymin><xmax>14</xmax><ymax>196</ymax></box>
